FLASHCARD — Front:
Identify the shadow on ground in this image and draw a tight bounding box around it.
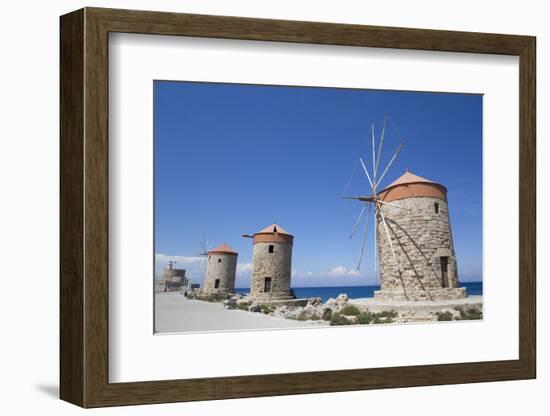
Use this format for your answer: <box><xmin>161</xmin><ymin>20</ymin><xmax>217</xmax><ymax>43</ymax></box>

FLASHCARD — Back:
<box><xmin>35</xmin><ymin>384</ymin><xmax>58</xmax><ymax>399</ymax></box>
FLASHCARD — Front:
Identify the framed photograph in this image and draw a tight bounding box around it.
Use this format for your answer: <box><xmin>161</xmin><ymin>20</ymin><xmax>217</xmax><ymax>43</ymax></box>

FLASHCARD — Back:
<box><xmin>60</xmin><ymin>7</ymin><xmax>536</xmax><ymax>408</ymax></box>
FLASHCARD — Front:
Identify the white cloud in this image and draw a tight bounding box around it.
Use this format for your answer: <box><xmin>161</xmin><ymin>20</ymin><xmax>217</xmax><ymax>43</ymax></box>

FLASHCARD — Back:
<box><xmin>155</xmin><ymin>253</ymin><xmax>203</xmax><ymax>265</ymax></box>
<box><xmin>292</xmin><ymin>265</ymin><xmax>365</xmax><ymax>280</ymax></box>
<box><xmin>236</xmin><ymin>262</ymin><xmax>253</xmax><ymax>275</ymax></box>
<box><xmin>235</xmin><ymin>263</ymin><xmax>253</xmax><ymax>288</ymax></box>
<box><xmin>327</xmin><ymin>265</ymin><xmax>362</xmax><ymax>277</ymax></box>
<box><xmin>290</xmin><ymin>265</ymin><xmax>374</xmax><ymax>287</ymax></box>
<box><xmin>155</xmin><ymin>253</ymin><xmax>205</xmax><ymax>281</ymax></box>
<box><xmin>155</xmin><ymin>253</ymin><xmax>372</xmax><ymax>286</ymax></box>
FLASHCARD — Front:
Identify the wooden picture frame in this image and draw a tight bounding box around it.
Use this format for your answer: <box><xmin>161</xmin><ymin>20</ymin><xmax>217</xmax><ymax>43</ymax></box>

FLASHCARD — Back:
<box><xmin>60</xmin><ymin>7</ymin><xmax>536</xmax><ymax>408</ymax></box>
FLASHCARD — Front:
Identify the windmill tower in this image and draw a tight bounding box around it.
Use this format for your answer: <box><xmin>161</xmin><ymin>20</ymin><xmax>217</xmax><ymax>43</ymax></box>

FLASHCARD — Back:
<box><xmin>343</xmin><ymin>115</ymin><xmax>467</xmax><ymax>301</ymax></box>
<box><xmin>374</xmin><ymin>172</ymin><xmax>466</xmax><ymax>300</ymax></box>
<box><xmin>203</xmin><ymin>243</ymin><xmax>238</xmax><ymax>294</ymax></box>
<box><xmin>243</xmin><ymin>224</ymin><xmax>295</xmax><ymax>300</ymax></box>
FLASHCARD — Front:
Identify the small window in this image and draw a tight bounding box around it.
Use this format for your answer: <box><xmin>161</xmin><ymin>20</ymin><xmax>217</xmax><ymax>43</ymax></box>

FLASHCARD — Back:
<box><xmin>218</xmin><ymin>258</ymin><xmax>222</xmax><ymax>263</ymax></box>
<box><xmin>264</xmin><ymin>277</ymin><xmax>272</xmax><ymax>292</ymax></box>
<box><xmin>268</xmin><ymin>245</ymin><xmax>274</xmax><ymax>253</ymax></box>
<box><xmin>214</xmin><ymin>279</ymin><xmax>220</xmax><ymax>289</ymax></box>
<box><xmin>434</xmin><ymin>202</ymin><xmax>439</xmax><ymax>214</ymax></box>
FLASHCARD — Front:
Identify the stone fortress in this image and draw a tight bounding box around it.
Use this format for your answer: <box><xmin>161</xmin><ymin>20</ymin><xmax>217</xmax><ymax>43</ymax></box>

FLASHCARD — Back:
<box><xmin>157</xmin><ymin>261</ymin><xmax>190</xmax><ymax>293</ymax></box>
<box><xmin>243</xmin><ymin>224</ymin><xmax>295</xmax><ymax>301</ymax></box>
<box><xmin>374</xmin><ymin>171</ymin><xmax>467</xmax><ymax>301</ymax></box>
<box><xmin>203</xmin><ymin>243</ymin><xmax>238</xmax><ymax>294</ymax></box>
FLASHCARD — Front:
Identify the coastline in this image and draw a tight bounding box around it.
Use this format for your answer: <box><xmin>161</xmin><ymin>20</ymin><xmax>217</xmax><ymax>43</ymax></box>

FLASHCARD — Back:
<box><xmin>235</xmin><ymin>281</ymin><xmax>483</xmax><ymax>303</ymax></box>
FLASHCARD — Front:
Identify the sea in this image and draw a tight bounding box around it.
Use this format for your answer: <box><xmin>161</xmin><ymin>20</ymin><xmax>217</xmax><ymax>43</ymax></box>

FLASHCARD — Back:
<box><xmin>235</xmin><ymin>281</ymin><xmax>483</xmax><ymax>303</ymax></box>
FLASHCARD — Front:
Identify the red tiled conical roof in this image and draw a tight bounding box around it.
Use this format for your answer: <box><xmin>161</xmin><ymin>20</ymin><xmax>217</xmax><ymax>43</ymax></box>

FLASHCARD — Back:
<box><xmin>208</xmin><ymin>243</ymin><xmax>238</xmax><ymax>255</ymax></box>
<box><xmin>385</xmin><ymin>171</ymin><xmax>436</xmax><ymax>188</ymax></box>
<box><xmin>377</xmin><ymin>171</ymin><xmax>447</xmax><ymax>202</ymax></box>
<box><xmin>255</xmin><ymin>223</ymin><xmax>292</xmax><ymax>236</ymax></box>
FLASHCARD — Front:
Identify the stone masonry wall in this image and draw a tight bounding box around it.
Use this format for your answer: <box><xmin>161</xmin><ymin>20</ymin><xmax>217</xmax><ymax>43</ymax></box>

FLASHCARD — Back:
<box><xmin>249</xmin><ymin>242</ymin><xmax>293</xmax><ymax>300</ymax></box>
<box><xmin>204</xmin><ymin>253</ymin><xmax>237</xmax><ymax>294</ymax></box>
<box><xmin>375</xmin><ymin>196</ymin><xmax>466</xmax><ymax>301</ymax></box>
<box><xmin>161</xmin><ymin>268</ymin><xmax>187</xmax><ymax>291</ymax></box>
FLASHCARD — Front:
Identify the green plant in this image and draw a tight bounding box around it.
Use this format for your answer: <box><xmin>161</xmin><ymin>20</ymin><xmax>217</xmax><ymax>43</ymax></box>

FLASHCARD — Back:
<box><xmin>321</xmin><ymin>309</ymin><xmax>333</xmax><ymax>321</ymax></box>
<box><xmin>237</xmin><ymin>302</ymin><xmax>251</xmax><ymax>311</ymax></box>
<box><xmin>371</xmin><ymin>316</ymin><xmax>395</xmax><ymax>324</ymax></box>
<box><xmin>436</xmin><ymin>311</ymin><xmax>454</xmax><ymax>321</ymax></box>
<box><xmin>329</xmin><ymin>312</ymin><xmax>352</xmax><ymax>326</ymax></box>
<box><xmin>284</xmin><ymin>310</ymin><xmax>309</xmax><ymax>321</ymax></box>
<box><xmin>295</xmin><ymin>311</ymin><xmax>308</xmax><ymax>321</ymax></box>
<box><xmin>456</xmin><ymin>307</ymin><xmax>482</xmax><ymax>320</ymax></box>
<box><xmin>357</xmin><ymin>312</ymin><xmax>373</xmax><ymax>324</ymax></box>
<box><xmin>377</xmin><ymin>310</ymin><xmax>398</xmax><ymax>318</ymax></box>
<box><xmin>259</xmin><ymin>304</ymin><xmax>275</xmax><ymax>314</ymax></box>
<box><xmin>340</xmin><ymin>304</ymin><xmax>361</xmax><ymax>316</ymax></box>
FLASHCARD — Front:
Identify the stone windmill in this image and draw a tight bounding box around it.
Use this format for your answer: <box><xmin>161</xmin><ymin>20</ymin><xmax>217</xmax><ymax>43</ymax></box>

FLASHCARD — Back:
<box><xmin>204</xmin><ymin>243</ymin><xmax>238</xmax><ymax>294</ymax></box>
<box><xmin>343</xmin><ymin>115</ymin><xmax>467</xmax><ymax>302</ymax></box>
<box><xmin>243</xmin><ymin>224</ymin><xmax>294</xmax><ymax>301</ymax></box>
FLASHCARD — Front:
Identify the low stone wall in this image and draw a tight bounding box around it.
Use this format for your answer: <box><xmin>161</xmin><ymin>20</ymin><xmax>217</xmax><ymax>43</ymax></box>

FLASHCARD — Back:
<box><xmin>187</xmin><ymin>289</ymin><xmax>233</xmax><ymax>302</ymax></box>
<box><xmin>245</xmin><ymin>294</ymin><xmax>296</xmax><ymax>301</ymax></box>
<box><xmin>241</xmin><ymin>298</ymin><xmax>317</xmax><ymax>308</ymax></box>
<box><xmin>374</xmin><ymin>287</ymin><xmax>467</xmax><ymax>301</ymax></box>
<box><xmin>351</xmin><ymin>295</ymin><xmax>482</xmax><ymax>323</ymax></box>
<box><xmin>155</xmin><ymin>281</ymin><xmax>188</xmax><ymax>293</ymax></box>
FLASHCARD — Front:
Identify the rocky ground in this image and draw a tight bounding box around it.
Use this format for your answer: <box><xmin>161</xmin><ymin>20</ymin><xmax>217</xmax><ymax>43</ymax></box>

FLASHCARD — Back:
<box><xmin>156</xmin><ymin>291</ymin><xmax>483</xmax><ymax>333</ymax></box>
<box><xmin>223</xmin><ymin>293</ymin><xmax>483</xmax><ymax>325</ymax></box>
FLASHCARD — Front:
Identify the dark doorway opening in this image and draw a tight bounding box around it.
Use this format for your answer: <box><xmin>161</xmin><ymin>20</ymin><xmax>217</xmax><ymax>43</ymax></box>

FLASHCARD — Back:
<box><xmin>214</xmin><ymin>279</ymin><xmax>220</xmax><ymax>289</ymax></box>
<box><xmin>268</xmin><ymin>245</ymin><xmax>274</xmax><ymax>253</ymax></box>
<box><xmin>440</xmin><ymin>256</ymin><xmax>449</xmax><ymax>287</ymax></box>
<box><xmin>264</xmin><ymin>277</ymin><xmax>272</xmax><ymax>292</ymax></box>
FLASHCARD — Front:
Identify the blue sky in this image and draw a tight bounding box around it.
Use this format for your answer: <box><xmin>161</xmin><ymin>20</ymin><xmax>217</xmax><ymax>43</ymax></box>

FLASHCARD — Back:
<box><xmin>154</xmin><ymin>81</ymin><xmax>482</xmax><ymax>288</ymax></box>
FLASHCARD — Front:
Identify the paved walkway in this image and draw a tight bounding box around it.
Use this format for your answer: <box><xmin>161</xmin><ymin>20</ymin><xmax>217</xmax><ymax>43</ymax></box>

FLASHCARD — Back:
<box><xmin>155</xmin><ymin>292</ymin><xmax>328</xmax><ymax>334</ymax></box>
